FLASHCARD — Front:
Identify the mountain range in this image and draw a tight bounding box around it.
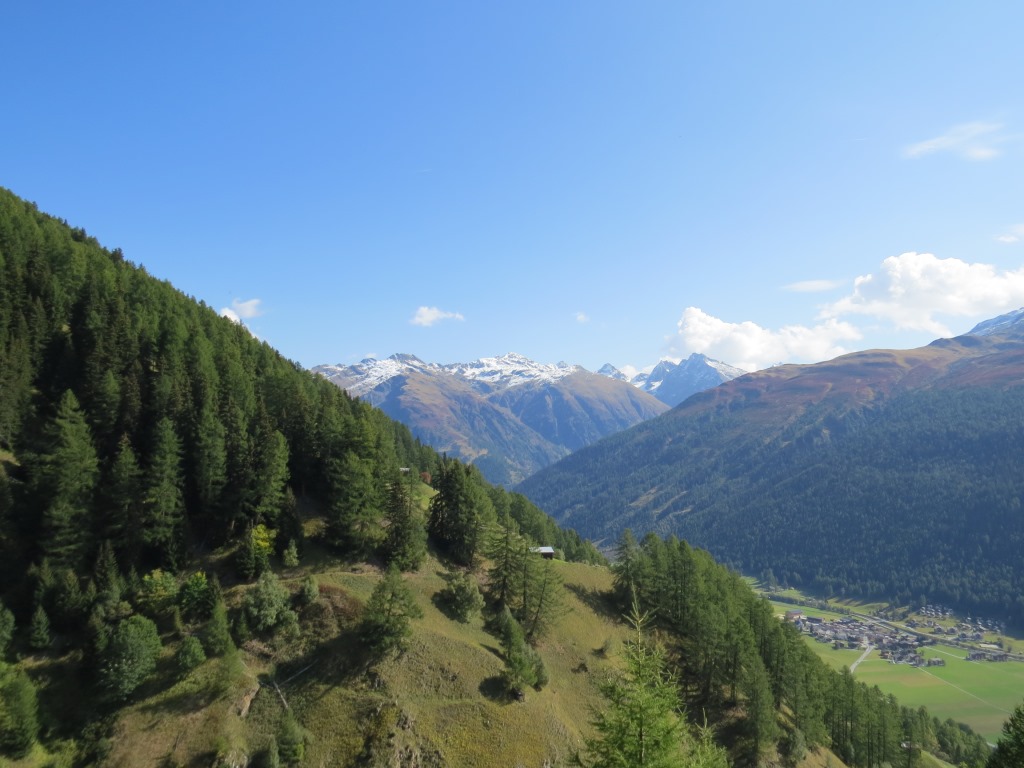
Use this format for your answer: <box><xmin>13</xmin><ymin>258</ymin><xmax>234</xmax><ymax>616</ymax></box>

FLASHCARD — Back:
<box><xmin>519</xmin><ymin>309</ymin><xmax>1024</xmax><ymax>624</ymax></box>
<box><xmin>313</xmin><ymin>352</ymin><xmax>744</xmax><ymax>486</ymax></box>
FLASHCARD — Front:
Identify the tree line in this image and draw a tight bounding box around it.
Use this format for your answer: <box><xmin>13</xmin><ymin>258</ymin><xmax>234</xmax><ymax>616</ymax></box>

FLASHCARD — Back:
<box><xmin>611</xmin><ymin>530</ymin><xmax>993</xmax><ymax>767</ymax></box>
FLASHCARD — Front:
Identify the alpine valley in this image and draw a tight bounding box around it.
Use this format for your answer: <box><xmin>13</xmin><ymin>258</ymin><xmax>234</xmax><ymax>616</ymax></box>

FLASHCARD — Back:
<box><xmin>313</xmin><ymin>352</ymin><xmax>742</xmax><ymax>487</ymax></box>
<box><xmin>0</xmin><ymin>186</ymin><xmax>1015</xmax><ymax>768</ymax></box>
<box><xmin>519</xmin><ymin>309</ymin><xmax>1024</xmax><ymax>626</ymax></box>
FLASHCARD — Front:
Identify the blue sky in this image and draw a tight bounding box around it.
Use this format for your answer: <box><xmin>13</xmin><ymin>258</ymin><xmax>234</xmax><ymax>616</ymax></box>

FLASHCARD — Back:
<box><xmin>5</xmin><ymin>2</ymin><xmax>1024</xmax><ymax>373</ymax></box>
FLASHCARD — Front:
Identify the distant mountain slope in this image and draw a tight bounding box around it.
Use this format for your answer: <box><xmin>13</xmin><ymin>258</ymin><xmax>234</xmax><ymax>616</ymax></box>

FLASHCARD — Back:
<box><xmin>314</xmin><ymin>354</ymin><xmax>670</xmax><ymax>486</ymax></box>
<box><xmin>601</xmin><ymin>353</ymin><xmax>747</xmax><ymax>407</ymax></box>
<box><xmin>519</xmin><ymin>313</ymin><xmax>1024</xmax><ymax>624</ymax></box>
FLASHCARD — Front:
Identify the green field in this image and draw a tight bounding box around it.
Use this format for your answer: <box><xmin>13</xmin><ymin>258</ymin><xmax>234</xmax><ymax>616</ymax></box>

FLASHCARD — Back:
<box><xmin>768</xmin><ymin>598</ymin><xmax>1021</xmax><ymax>742</ymax></box>
<box><xmin>855</xmin><ymin>647</ymin><xmax>1024</xmax><ymax>743</ymax></box>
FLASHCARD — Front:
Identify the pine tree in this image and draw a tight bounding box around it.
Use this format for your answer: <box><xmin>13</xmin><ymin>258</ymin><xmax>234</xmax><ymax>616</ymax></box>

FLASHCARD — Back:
<box><xmin>142</xmin><ymin>417</ymin><xmax>186</xmax><ymax>568</ymax></box>
<box><xmin>496</xmin><ymin>606</ymin><xmax>546</xmax><ymax>698</ymax></box>
<box><xmin>278</xmin><ymin>710</ymin><xmax>305</xmax><ymax>765</ymax></box>
<box><xmin>175</xmin><ymin>635</ymin><xmax>206</xmax><ymax>678</ymax></box>
<box><xmin>578</xmin><ymin>602</ymin><xmax>729</xmax><ymax>768</ymax></box>
<box><xmin>485</xmin><ymin>516</ymin><xmax>529</xmax><ymax>610</ymax></box>
<box><xmin>359</xmin><ymin>565</ymin><xmax>423</xmax><ymax>656</ymax></box>
<box><xmin>427</xmin><ymin>458</ymin><xmax>491</xmax><ymax>566</ymax></box>
<box><xmin>988</xmin><ymin>700</ymin><xmax>1024</xmax><ymax>768</ymax></box>
<box><xmin>243</xmin><ymin>571</ymin><xmax>295</xmax><ymax>634</ymax></box>
<box><xmin>98</xmin><ymin>614</ymin><xmax>162</xmax><ymax>701</ymax></box>
<box><xmin>201</xmin><ymin>597</ymin><xmax>235</xmax><ymax>657</ymax></box>
<box><xmin>522</xmin><ymin>556</ymin><xmax>565</xmax><ymax>641</ymax></box>
<box><xmin>0</xmin><ymin>666</ymin><xmax>39</xmax><ymax>758</ymax></box>
<box><xmin>327</xmin><ymin>450</ymin><xmax>380</xmax><ymax>556</ymax></box>
<box><xmin>34</xmin><ymin>390</ymin><xmax>99</xmax><ymax>567</ymax></box>
<box><xmin>0</xmin><ymin>603</ymin><xmax>14</xmax><ymax>658</ymax></box>
<box><xmin>100</xmin><ymin>436</ymin><xmax>143</xmax><ymax>566</ymax></box>
<box><xmin>29</xmin><ymin>605</ymin><xmax>51</xmax><ymax>651</ymax></box>
<box><xmin>381</xmin><ymin>476</ymin><xmax>426</xmax><ymax>571</ymax></box>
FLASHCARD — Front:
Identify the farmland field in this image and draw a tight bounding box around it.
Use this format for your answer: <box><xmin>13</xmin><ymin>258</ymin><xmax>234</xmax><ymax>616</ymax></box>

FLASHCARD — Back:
<box><xmin>767</xmin><ymin>598</ymin><xmax>1023</xmax><ymax>742</ymax></box>
<box><xmin>855</xmin><ymin>647</ymin><xmax>1024</xmax><ymax>743</ymax></box>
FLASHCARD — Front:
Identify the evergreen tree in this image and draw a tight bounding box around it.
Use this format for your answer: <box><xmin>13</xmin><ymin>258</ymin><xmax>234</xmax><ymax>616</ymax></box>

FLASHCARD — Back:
<box><xmin>522</xmin><ymin>556</ymin><xmax>565</xmax><ymax>641</ymax></box>
<box><xmin>201</xmin><ymin>598</ymin><xmax>235</xmax><ymax>657</ymax></box>
<box><xmin>496</xmin><ymin>606</ymin><xmax>546</xmax><ymax>698</ymax></box>
<box><xmin>34</xmin><ymin>390</ymin><xmax>99</xmax><ymax>567</ymax></box>
<box><xmin>359</xmin><ymin>565</ymin><xmax>423</xmax><ymax>656</ymax></box>
<box><xmin>485</xmin><ymin>516</ymin><xmax>529</xmax><ymax>610</ymax></box>
<box><xmin>98</xmin><ymin>614</ymin><xmax>162</xmax><ymax>701</ymax></box>
<box><xmin>0</xmin><ymin>603</ymin><xmax>14</xmax><ymax>658</ymax></box>
<box><xmin>243</xmin><ymin>571</ymin><xmax>296</xmax><ymax>634</ymax></box>
<box><xmin>988</xmin><ymin>701</ymin><xmax>1024</xmax><ymax>768</ymax></box>
<box><xmin>381</xmin><ymin>476</ymin><xmax>426</xmax><ymax>571</ymax></box>
<box><xmin>175</xmin><ymin>635</ymin><xmax>207</xmax><ymax>678</ymax></box>
<box><xmin>437</xmin><ymin>569</ymin><xmax>484</xmax><ymax>622</ymax></box>
<box><xmin>28</xmin><ymin>605</ymin><xmax>50</xmax><ymax>651</ymax></box>
<box><xmin>578</xmin><ymin>603</ymin><xmax>728</xmax><ymax>768</ymax></box>
<box><xmin>427</xmin><ymin>458</ymin><xmax>491</xmax><ymax>566</ymax></box>
<box><xmin>100</xmin><ymin>436</ymin><xmax>144</xmax><ymax>566</ymax></box>
<box><xmin>0</xmin><ymin>666</ymin><xmax>39</xmax><ymax>758</ymax></box>
<box><xmin>142</xmin><ymin>417</ymin><xmax>186</xmax><ymax>568</ymax></box>
<box><xmin>327</xmin><ymin>450</ymin><xmax>380</xmax><ymax>556</ymax></box>
<box><xmin>278</xmin><ymin>710</ymin><xmax>305</xmax><ymax>765</ymax></box>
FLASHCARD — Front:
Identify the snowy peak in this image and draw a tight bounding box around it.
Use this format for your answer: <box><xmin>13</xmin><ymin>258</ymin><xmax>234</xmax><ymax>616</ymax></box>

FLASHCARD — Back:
<box><xmin>313</xmin><ymin>352</ymin><xmax>585</xmax><ymax>398</ymax></box>
<box><xmin>313</xmin><ymin>353</ymin><xmax>440</xmax><ymax>397</ymax></box>
<box><xmin>597</xmin><ymin>363</ymin><xmax>629</xmax><ymax>381</ymax></box>
<box><xmin>967</xmin><ymin>308</ymin><xmax>1024</xmax><ymax>337</ymax></box>
<box><xmin>444</xmin><ymin>352</ymin><xmax>584</xmax><ymax>391</ymax></box>
<box><xmin>598</xmin><ymin>352</ymin><xmax>746</xmax><ymax>407</ymax></box>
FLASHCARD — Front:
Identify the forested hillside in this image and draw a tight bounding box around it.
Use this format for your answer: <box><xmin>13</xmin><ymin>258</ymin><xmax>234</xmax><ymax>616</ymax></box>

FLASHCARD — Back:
<box><xmin>520</xmin><ymin>330</ymin><xmax>1024</xmax><ymax>625</ymax></box>
<box><xmin>0</xmin><ymin>188</ymin><xmax>1007</xmax><ymax>767</ymax></box>
<box><xmin>0</xmin><ymin>187</ymin><xmax>599</xmax><ymax>762</ymax></box>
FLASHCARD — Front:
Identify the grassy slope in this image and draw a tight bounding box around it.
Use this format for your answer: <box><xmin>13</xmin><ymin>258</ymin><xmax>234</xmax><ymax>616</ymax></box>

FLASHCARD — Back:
<box><xmin>90</xmin><ymin>555</ymin><xmax>631</xmax><ymax>768</ymax></box>
<box><xmin>12</xmin><ymin>537</ymin><xmax>849</xmax><ymax>767</ymax></box>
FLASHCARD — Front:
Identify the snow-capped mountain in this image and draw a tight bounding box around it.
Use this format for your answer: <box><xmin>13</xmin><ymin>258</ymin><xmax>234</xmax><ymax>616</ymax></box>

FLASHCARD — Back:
<box><xmin>598</xmin><ymin>353</ymin><xmax>747</xmax><ymax>407</ymax></box>
<box><xmin>314</xmin><ymin>352</ymin><xmax>584</xmax><ymax>399</ymax></box>
<box><xmin>312</xmin><ymin>353</ymin><xmax>669</xmax><ymax>486</ymax></box>
<box><xmin>968</xmin><ymin>307</ymin><xmax>1024</xmax><ymax>337</ymax></box>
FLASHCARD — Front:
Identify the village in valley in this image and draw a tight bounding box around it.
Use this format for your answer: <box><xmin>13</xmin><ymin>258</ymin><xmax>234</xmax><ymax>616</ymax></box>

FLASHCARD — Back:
<box><xmin>778</xmin><ymin>601</ymin><xmax>1018</xmax><ymax>666</ymax></box>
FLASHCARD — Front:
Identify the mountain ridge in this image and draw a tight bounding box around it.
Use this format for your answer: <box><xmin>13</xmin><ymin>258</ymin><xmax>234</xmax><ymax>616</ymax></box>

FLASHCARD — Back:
<box><xmin>313</xmin><ymin>350</ymin><xmax>745</xmax><ymax>486</ymax></box>
<box><xmin>518</xmin><ymin>314</ymin><xmax>1024</xmax><ymax>624</ymax></box>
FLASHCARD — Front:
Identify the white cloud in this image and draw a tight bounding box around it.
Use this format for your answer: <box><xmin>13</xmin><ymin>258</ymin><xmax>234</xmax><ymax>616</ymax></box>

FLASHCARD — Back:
<box><xmin>670</xmin><ymin>307</ymin><xmax>862</xmax><ymax>372</ymax></box>
<box><xmin>903</xmin><ymin>121</ymin><xmax>1006</xmax><ymax>161</ymax></box>
<box><xmin>575</xmin><ymin>311</ymin><xmax>590</xmax><ymax>323</ymax></box>
<box><xmin>411</xmin><ymin>306</ymin><xmax>464</xmax><ymax>327</ymax></box>
<box><xmin>820</xmin><ymin>252</ymin><xmax>1024</xmax><ymax>336</ymax></box>
<box><xmin>220</xmin><ymin>297</ymin><xmax>263</xmax><ymax>322</ymax></box>
<box><xmin>783</xmin><ymin>279</ymin><xmax>844</xmax><ymax>293</ymax></box>
<box><xmin>667</xmin><ymin>252</ymin><xmax>1024</xmax><ymax>372</ymax></box>
<box><xmin>617</xmin><ymin>364</ymin><xmax>643</xmax><ymax>380</ymax></box>
<box><xmin>996</xmin><ymin>224</ymin><xmax>1024</xmax><ymax>244</ymax></box>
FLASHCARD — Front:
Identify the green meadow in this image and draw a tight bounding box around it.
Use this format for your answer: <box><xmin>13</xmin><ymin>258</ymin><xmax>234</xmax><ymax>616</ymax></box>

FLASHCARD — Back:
<box><xmin>768</xmin><ymin>598</ymin><xmax>1022</xmax><ymax>742</ymax></box>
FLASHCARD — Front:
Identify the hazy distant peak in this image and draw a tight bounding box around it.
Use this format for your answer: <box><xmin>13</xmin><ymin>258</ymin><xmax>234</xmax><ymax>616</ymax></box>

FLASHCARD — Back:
<box><xmin>597</xmin><ymin>363</ymin><xmax>629</xmax><ymax>381</ymax></box>
<box><xmin>595</xmin><ymin>352</ymin><xmax>745</xmax><ymax>407</ymax></box>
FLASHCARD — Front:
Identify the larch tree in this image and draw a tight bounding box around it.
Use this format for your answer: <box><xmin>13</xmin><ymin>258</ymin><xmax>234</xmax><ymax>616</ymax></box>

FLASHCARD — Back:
<box><xmin>34</xmin><ymin>390</ymin><xmax>99</xmax><ymax>568</ymax></box>
<box><xmin>142</xmin><ymin>417</ymin><xmax>186</xmax><ymax>569</ymax></box>
<box><xmin>578</xmin><ymin>603</ymin><xmax>729</xmax><ymax>768</ymax></box>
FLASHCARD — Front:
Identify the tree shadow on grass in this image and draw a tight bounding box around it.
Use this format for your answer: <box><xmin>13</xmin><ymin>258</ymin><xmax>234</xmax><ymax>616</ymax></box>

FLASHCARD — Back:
<box><xmin>478</xmin><ymin>674</ymin><xmax>510</xmax><ymax>702</ymax></box>
<box><xmin>565</xmin><ymin>583</ymin><xmax>620</xmax><ymax>621</ymax></box>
